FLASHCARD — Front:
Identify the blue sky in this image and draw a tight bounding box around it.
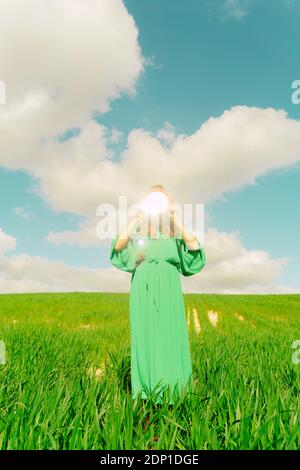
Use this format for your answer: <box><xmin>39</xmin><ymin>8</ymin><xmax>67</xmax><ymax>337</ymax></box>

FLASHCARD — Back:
<box><xmin>0</xmin><ymin>0</ymin><xmax>299</xmax><ymax>293</ymax></box>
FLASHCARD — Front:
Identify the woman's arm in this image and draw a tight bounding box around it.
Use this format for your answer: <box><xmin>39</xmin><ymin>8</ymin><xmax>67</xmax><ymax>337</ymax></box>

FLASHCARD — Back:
<box><xmin>170</xmin><ymin>207</ymin><xmax>200</xmax><ymax>251</ymax></box>
<box><xmin>181</xmin><ymin>225</ymin><xmax>200</xmax><ymax>251</ymax></box>
<box><xmin>114</xmin><ymin>211</ymin><xmax>142</xmax><ymax>252</ymax></box>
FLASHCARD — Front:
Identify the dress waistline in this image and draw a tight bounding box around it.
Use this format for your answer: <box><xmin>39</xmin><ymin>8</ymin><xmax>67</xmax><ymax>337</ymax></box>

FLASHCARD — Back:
<box><xmin>147</xmin><ymin>258</ymin><xmax>165</xmax><ymax>264</ymax></box>
<box><xmin>135</xmin><ymin>258</ymin><xmax>170</xmax><ymax>268</ymax></box>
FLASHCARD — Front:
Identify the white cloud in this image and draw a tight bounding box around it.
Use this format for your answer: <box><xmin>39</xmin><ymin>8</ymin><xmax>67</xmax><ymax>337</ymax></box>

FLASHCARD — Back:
<box><xmin>33</xmin><ymin>106</ymin><xmax>300</xmax><ymax>215</ymax></box>
<box><xmin>0</xmin><ymin>227</ymin><xmax>125</xmax><ymax>292</ymax></box>
<box><xmin>12</xmin><ymin>206</ymin><xmax>35</xmax><ymax>220</ymax></box>
<box><xmin>182</xmin><ymin>228</ymin><xmax>290</xmax><ymax>293</ymax></box>
<box><xmin>109</xmin><ymin>127</ymin><xmax>124</xmax><ymax>145</ymax></box>
<box><xmin>29</xmin><ymin>105</ymin><xmax>300</xmax><ymax>246</ymax></box>
<box><xmin>0</xmin><ymin>229</ymin><xmax>16</xmax><ymax>256</ymax></box>
<box><xmin>0</xmin><ymin>0</ymin><xmax>145</xmax><ymax>169</ymax></box>
<box><xmin>156</xmin><ymin>121</ymin><xmax>176</xmax><ymax>147</ymax></box>
<box><xmin>207</xmin><ymin>0</ymin><xmax>253</xmax><ymax>21</ymax></box>
<box><xmin>0</xmin><ymin>227</ymin><xmax>297</xmax><ymax>294</ymax></box>
<box><xmin>223</xmin><ymin>0</ymin><xmax>248</xmax><ymax>19</ymax></box>
<box><xmin>46</xmin><ymin>216</ymin><xmax>99</xmax><ymax>247</ymax></box>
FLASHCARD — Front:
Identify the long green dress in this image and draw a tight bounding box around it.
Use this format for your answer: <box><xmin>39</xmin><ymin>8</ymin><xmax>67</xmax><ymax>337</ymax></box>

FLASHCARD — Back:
<box><xmin>109</xmin><ymin>231</ymin><xmax>206</xmax><ymax>405</ymax></box>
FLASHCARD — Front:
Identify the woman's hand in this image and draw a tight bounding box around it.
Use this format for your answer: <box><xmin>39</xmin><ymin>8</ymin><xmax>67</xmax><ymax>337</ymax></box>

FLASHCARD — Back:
<box><xmin>182</xmin><ymin>229</ymin><xmax>200</xmax><ymax>251</ymax></box>
<box><xmin>169</xmin><ymin>203</ymin><xmax>181</xmax><ymax>236</ymax></box>
<box><xmin>169</xmin><ymin>203</ymin><xmax>177</xmax><ymax>222</ymax></box>
<box><xmin>169</xmin><ymin>203</ymin><xmax>200</xmax><ymax>251</ymax></box>
<box><xmin>114</xmin><ymin>209</ymin><xmax>143</xmax><ymax>252</ymax></box>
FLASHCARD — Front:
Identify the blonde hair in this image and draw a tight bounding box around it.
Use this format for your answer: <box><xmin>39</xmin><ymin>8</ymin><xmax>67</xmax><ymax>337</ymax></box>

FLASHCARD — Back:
<box><xmin>149</xmin><ymin>184</ymin><xmax>166</xmax><ymax>192</ymax></box>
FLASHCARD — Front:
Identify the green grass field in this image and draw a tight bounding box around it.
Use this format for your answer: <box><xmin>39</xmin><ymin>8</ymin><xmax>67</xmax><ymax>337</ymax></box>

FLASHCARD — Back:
<box><xmin>0</xmin><ymin>292</ymin><xmax>299</xmax><ymax>450</ymax></box>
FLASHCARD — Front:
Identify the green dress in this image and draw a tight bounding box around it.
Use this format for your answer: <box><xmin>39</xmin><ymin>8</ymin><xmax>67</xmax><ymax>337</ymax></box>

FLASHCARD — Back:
<box><xmin>109</xmin><ymin>231</ymin><xmax>206</xmax><ymax>404</ymax></box>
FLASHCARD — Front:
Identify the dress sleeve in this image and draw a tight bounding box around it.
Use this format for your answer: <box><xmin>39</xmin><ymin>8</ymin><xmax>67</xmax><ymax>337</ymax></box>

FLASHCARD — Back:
<box><xmin>175</xmin><ymin>237</ymin><xmax>206</xmax><ymax>277</ymax></box>
<box><xmin>109</xmin><ymin>236</ymin><xmax>136</xmax><ymax>273</ymax></box>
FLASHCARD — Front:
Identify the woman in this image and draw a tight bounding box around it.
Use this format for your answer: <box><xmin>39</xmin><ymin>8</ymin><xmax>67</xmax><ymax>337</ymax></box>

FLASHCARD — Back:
<box><xmin>109</xmin><ymin>185</ymin><xmax>206</xmax><ymax>406</ymax></box>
